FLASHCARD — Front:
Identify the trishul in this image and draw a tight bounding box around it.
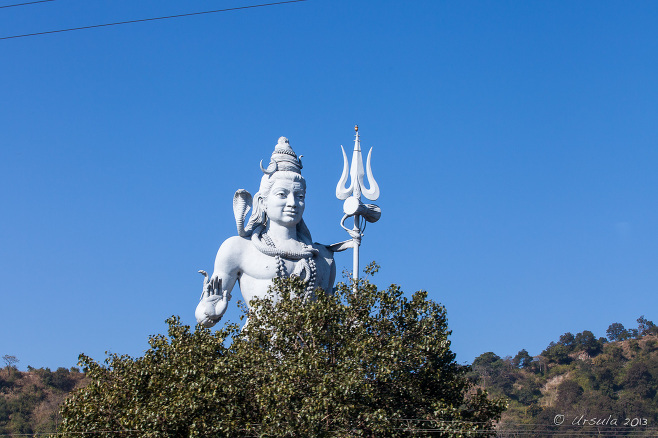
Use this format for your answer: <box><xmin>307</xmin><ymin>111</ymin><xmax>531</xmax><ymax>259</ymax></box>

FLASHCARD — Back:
<box><xmin>335</xmin><ymin>126</ymin><xmax>381</xmax><ymax>288</ymax></box>
<box><xmin>336</xmin><ymin>126</ymin><xmax>380</xmax><ymax>201</ymax></box>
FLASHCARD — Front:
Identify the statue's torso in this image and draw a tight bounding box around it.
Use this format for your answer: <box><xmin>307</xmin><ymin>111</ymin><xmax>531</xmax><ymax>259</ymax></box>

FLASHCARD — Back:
<box><xmin>231</xmin><ymin>237</ymin><xmax>335</xmax><ymax>306</ymax></box>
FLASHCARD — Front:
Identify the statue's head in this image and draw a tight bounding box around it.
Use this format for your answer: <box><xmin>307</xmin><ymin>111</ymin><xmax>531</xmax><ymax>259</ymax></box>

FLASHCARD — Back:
<box><xmin>245</xmin><ymin>137</ymin><xmax>312</xmax><ymax>243</ymax></box>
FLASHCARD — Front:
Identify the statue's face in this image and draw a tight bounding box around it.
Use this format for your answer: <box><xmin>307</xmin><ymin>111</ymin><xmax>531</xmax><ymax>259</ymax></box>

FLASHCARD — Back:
<box><xmin>264</xmin><ymin>177</ymin><xmax>305</xmax><ymax>228</ymax></box>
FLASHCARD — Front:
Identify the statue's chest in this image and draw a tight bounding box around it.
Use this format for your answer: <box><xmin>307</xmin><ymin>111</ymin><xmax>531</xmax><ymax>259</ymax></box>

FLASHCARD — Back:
<box><xmin>242</xmin><ymin>249</ymin><xmax>308</xmax><ymax>277</ymax></box>
<box><xmin>242</xmin><ymin>248</ymin><xmax>331</xmax><ymax>290</ymax></box>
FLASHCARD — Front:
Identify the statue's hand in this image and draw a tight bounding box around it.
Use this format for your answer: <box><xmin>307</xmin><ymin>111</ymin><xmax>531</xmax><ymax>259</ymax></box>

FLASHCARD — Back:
<box><xmin>195</xmin><ymin>272</ymin><xmax>228</xmax><ymax>328</ymax></box>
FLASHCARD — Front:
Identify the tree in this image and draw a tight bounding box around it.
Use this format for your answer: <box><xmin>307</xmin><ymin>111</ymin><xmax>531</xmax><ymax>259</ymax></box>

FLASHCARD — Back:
<box><xmin>624</xmin><ymin>361</ymin><xmax>653</xmax><ymax>397</ymax></box>
<box><xmin>541</xmin><ymin>342</ymin><xmax>571</xmax><ymax>365</ymax></box>
<box><xmin>515</xmin><ymin>379</ymin><xmax>541</xmax><ymax>405</ymax></box>
<box><xmin>558</xmin><ymin>332</ymin><xmax>576</xmax><ymax>351</ymax></box>
<box><xmin>574</xmin><ymin>330</ymin><xmax>603</xmax><ymax>356</ymax></box>
<box><xmin>471</xmin><ymin>353</ymin><xmax>518</xmax><ymax>396</ymax></box>
<box><xmin>637</xmin><ymin>315</ymin><xmax>657</xmax><ymax>336</ymax></box>
<box><xmin>606</xmin><ymin>323</ymin><xmax>628</xmax><ymax>341</ymax></box>
<box><xmin>473</xmin><ymin>352</ymin><xmax>501</xmax><ymax>368</ymax></box>
<box><xmin>60</xmin><ymin>273</ymin><xmax>506</xmax><ymax>437</ymax></box>
<box><xmin>512</xmin><ymin>349</ymin><xmax>533</xmax><ymax>369</ymax></box>
<box><xmin>472</xmin><ymin>352</ymin><xmax>500</xmax><ymax>390</ymax></box>
<box><xmin>556</xmin><ymin>380</ymin><xmax>583</xmax><ymax>409</ymax></box>
<box><xmin>2</xmin><ymin>355</ymin><xmax>18</xmax><ymax>378</ymax></box>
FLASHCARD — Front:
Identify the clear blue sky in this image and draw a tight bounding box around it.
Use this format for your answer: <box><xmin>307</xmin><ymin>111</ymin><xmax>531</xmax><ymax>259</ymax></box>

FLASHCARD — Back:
<box><xmin>1</xmin><ymin>0</ymin><xmax>657</xmax><ymax>370</ymax></box>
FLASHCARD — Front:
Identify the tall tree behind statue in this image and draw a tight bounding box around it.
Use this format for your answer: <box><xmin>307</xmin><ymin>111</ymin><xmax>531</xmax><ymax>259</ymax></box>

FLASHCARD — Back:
<box><xmin>59</xmin><ymin>270</ymin><xmax>505</xmax><ymax>437</ymax></box>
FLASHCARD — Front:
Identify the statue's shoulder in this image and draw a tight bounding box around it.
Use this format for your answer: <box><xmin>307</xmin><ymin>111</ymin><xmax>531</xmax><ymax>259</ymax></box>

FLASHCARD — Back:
<box><xmin>219</xmin><ymin>235</ymin><xmax>252</xmax><ymax>252</ymax></box>
<box><xmin>215</xmin><ymin>235</ymin><xmax>254</xmax><ymax>267</ymax></box>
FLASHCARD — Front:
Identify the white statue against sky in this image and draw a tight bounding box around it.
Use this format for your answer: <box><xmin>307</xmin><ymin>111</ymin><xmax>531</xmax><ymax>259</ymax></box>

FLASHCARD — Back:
<box><xmin>195</xmin><ymin>137</ymin><xmax>338</xmax><ymax>327</ymax></box>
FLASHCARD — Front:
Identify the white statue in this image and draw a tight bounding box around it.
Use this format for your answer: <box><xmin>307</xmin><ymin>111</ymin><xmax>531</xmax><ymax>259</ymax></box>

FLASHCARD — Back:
<box><xmin>195</xmin><ymin>137</ymin><xmax>338</xmax><ymax>327</ymax></box>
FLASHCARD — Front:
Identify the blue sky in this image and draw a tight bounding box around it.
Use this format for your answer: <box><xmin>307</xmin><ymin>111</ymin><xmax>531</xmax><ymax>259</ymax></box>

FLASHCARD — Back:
<box><xmin>1</xmin><ymin>0</ymin><xmax>657</xmax><ymax>370</ymax></box>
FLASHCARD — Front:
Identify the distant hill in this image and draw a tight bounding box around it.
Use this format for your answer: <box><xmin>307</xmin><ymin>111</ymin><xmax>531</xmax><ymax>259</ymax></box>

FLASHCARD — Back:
<box><xmin>0</xmin><ymin>366</ymin><xmax>86</xmax><ymax>436</ymax></box>
<box><xmin>471</xmin><ymin>316</ymin><xmax>658</xmax><ymax>437</ymax></box>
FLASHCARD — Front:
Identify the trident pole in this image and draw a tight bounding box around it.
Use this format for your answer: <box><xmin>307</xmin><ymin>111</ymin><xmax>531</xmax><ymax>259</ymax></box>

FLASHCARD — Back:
<box><xmin>336</xmin><ymin>125</ymin><xmax>381</xmax><ymax>290</ymax></box>
<box><xmin>352</xmin><ymin>216</ymin><xmax>360</xmax><ymax>283</ymax></box>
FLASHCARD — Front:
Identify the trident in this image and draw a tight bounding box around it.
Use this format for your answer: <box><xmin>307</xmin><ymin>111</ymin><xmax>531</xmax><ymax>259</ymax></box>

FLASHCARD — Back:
<box><xmin>336</xmin><ymin>125</ymin><xmax>381</xmax><ymax>289</ymax></box>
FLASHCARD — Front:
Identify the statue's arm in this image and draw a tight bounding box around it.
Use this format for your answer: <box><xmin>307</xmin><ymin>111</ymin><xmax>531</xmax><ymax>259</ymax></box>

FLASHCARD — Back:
<box><xmin>195</xmin><ymin>237</ymin><xmax>242</xmax><ymax>328</ymax></box>
<box><xmin>325</xmin><ymin>239</ymin><xmax>354</xmax><ymax>252</ymax></box>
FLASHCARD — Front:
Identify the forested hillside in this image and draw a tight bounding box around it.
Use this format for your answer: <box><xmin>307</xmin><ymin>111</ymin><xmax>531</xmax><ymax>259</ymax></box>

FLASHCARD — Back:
<box><xmin>473</xmin><ymin>316</ymin><xmax>658</xmax><ymax>437</ymax></box>
<box><xmin>0</xmin><ymin>364</ymin><xmax>86</xmax><ymax>436</ymax></box>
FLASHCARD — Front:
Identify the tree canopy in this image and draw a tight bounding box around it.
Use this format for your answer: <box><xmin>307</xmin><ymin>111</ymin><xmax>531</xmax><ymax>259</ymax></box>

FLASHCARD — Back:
<box><xmin>606</xmin><ymin>322</ymin><xmax>629</xmax><ymax>342</ymax></box>
<box><xmin>2</xmin><ymin>355</ymin><xmax>18</xmax><ymax>378</ymax></box>
<box><xmin>512</xmin><ymin>349</ymin><xmax>532</xmax><ymax>369</ymax></box>
<box><xmin>59</xmin><ymin>271</ymin><xmax>505</xmax><ymax>437</ymax></box>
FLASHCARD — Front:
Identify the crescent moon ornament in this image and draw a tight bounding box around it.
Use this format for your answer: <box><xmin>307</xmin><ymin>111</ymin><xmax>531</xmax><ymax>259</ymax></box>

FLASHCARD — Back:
<box><xmin>259</xmin><ymin>160</ymin><xmax>277</xmax><ymax>175</ymax></box>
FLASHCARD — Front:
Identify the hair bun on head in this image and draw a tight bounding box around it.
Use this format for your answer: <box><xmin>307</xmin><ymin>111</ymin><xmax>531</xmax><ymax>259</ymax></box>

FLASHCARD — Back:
<box><xmin>260</xmin><ymin>137</ymin><xmax>303</xmax><ymax>175</ymax></box>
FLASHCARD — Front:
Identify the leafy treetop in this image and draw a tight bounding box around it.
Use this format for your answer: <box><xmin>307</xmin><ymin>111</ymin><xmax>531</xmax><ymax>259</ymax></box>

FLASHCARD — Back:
<box><xmin>60</xmin><ymin>271</ymin><xmax>505</xmax><ymax>437</ymax></box>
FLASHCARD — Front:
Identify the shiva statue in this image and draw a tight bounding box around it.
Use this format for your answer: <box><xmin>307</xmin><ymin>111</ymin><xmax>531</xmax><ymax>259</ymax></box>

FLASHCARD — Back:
<box><xmin>195</xmin><ymin>136</ymin><xmax>341</xmax><ymax>327</ymax></box>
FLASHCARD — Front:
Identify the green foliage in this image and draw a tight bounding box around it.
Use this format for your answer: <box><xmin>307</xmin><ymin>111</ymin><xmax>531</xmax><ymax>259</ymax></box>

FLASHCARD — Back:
<box><xmin>514</xmin><ymin>379</ymin><xmax>541</xmax><ymax>405</ymax></box>
<box><xmin>471</xmin><ymin>353</ymin><xmax>518</xmax><ymax>398</ymax></box>
<box><xmin>574</xmin><ymin>330</ymin><xmax>603</xmax><ymax>356</ymax></box>
<box><xmin>473</xmin><ymin>352</ymin><xmax>501</xmax><ymax>368</ymax></box>
<box><xmin>60</xmin><ymin>276</ymin><xmax>505</xmax><ymax>437</ymax></box>
<box><xmin>541</xmin><ymin>342</ymin><xmax>572</xmax><ymax>365</ymax></box>
<box><xmin>637</xmin><ymin>315</ymin><xmax>658</xmax><ymax>336</ymax></box>
<box><xmin>50</xmin><ymin>367</ymin><xmax>77</xmax><ymax>392</ymax></box>
<box><xmin>623</xmin><ymin>361</ymin><xmax>655</xmax><ymax>398</ymax></box>
<box><xmin>512</xmin><ymin>349</ymin><xmax>533</xmax><ymax>369</ymax></box>
<box><xmin>557</xmin><ymin>332</ymin><xmax>575</xmax><ymax>351</ymax></box>
<box><xmin>555</xmin><ymin>379</ymin><xmax>583</xmax><ymax>409</ymax></box>
<box><xmin>607</xmin><ymin>322</ymin><xmax>629</xmax><ymax>341</ymax></box>
<box><xmin>541</xmin><ymin>330</ymin><xmax>605</xmax><ymax>366</ymax></box>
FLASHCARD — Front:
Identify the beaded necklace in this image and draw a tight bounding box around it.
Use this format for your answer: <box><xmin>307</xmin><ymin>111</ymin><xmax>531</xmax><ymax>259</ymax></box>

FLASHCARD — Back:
<box><xmin>251</xmin><ymin>226</ymin><xmax>319</xmax><ymax>298</ymax></box>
